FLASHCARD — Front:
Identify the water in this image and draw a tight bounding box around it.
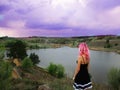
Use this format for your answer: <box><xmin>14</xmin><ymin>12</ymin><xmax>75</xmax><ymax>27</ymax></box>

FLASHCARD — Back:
<box><xmin>27</xmin><ymin>47</ymin><xmax>120</xmax><ymax>84</ymax></box>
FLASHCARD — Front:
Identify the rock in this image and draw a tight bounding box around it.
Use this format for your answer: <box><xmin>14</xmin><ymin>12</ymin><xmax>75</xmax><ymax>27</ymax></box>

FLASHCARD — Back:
<box><xmin>38</xmin><ymin>84</ymin><xmax>51</xmax><ymax>90</ymax></box>
<box><xmin>12</xmin><ymin>68</ymin><xmax>22</xmax><ymax>79</ymax></box>
<box><xmin>13</xmin><ymin>58</ymin><xmax>21</xmax><ymax>67</ymax></box>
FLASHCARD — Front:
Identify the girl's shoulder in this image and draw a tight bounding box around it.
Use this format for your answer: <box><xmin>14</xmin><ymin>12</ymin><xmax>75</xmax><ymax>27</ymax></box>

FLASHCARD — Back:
<box><xmin>78</xmin><ymin>55</ymin><xmax>89</xmax><ymax>64</ymax></box>
<box><xmin>78</xmin><ymin>56</ymin><xmax>83</xmax><ymax>63</ymax></box>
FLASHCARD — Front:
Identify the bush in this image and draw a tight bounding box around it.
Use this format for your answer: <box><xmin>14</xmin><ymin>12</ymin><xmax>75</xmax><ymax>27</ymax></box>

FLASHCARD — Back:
<box><xmin>108</xmin><ymin>68</ymin><xmax>120</xmax><ymax>90</ymax></box>
<box><xmin>56</xmin><ymin>64</ymin><xmax>65</xmax><ymax>78</ymax></box>
<box><xmin>0</xmin><ymin>50</ymin><xmax>4</xmax><ymax>60</ymax></box>
<box><xmin>29</xmin><ymin>53</ymin><xmax>40</xmax><ymax>65</ymax></box>
<box><xmin>104</xmin><ymin>43</ymin><xmax>112</xmax><ymax>48</ymax></box>
<box><xmin>114</xmin><ymin>43</ymin><xmax>118</xmax><ymax>46</ymax></box>
<box><xmin>21</xmin><ymin>57</ymin><xmax>33</xmax><ymax>70</ymax></box>
<box><xmin>104</xmin><ymin>39</ymin><xmax>112</xmax><ymax>48</ymax></box>
<box><xmin>47</xmin><ymin>63</ymin><xmax>65</xmax><ymax>78</ymax></box>
<box><xmin>47</xmin><ymin>63</ymin><xmax>57</xmax><ymax>76</ymax></box>
<box><xmin>0</xmin><ymin>61</ymin><xmax>13</xmax><ymax>90</ymax></box>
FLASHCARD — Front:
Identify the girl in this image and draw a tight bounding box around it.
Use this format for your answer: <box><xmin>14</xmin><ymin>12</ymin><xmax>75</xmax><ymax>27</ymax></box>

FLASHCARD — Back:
<box><xmin>73</xmin><ymin>42</ymin><xmax>92</xmax><ymax>90</ymax></box>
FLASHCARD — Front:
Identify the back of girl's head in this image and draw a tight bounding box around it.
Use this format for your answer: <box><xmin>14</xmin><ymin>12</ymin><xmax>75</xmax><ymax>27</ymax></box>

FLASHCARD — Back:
<box><xmin>78</xmin><ymin>42</ymin><xmax>90</xmax><ymax>60</ymax></box>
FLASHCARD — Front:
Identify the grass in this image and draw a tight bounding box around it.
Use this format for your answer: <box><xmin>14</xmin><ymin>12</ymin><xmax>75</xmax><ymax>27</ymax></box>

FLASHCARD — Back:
<box><xmin>10</xmin><ymin>65</ymin><xmax>114</xmax><ymax>90</ymax></box>
<box><xmin>0</xmin><ymin>59</ymin><xmax>115</xmax><ymax>90</ymax></box>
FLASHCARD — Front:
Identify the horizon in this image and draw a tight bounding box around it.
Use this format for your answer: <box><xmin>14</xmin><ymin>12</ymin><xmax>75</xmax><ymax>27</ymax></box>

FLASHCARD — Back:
<box><xmin>0</xmin><ymin>0</ymin><xmax>120</xmax><ymax>37</ymax></box>
<box><xmin>0</xmin><ymin>34</ymin><xmax>118</xmax><ymax>38</ymax></box>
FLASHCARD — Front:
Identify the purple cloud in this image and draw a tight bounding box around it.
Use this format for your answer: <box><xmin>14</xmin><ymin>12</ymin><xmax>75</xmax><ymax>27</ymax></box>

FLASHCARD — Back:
<box><xmin>89</xmin><ymin>0</ymin><xmax>120</xmax><ymax>11</ymax></box>
<box><xmin>0</xmin><ymin>0</ymin><xmax>120</xmax><ymax>37</ymax></box>
<box><xmin>26</xmin><ymin>22</ymin><xmax>72</xmax><ymax>30</ymax></box>
<box><xmin>0</xmin><ymin>5</ymin><xmax>11</xmax><ymax>13</ymax></box>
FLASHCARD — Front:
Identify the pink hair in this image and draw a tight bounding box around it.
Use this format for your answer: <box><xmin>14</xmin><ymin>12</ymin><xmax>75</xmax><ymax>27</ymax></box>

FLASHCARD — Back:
<box><xmin>78</xmin><ymin>42</ymin><xmax>90</xmax><ymax>60</ymax></box>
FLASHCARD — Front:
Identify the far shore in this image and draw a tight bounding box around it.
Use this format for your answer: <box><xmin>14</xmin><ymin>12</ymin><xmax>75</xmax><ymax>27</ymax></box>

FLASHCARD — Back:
<box><xmin>49</xmin><ymin>44</ymin><xmax>120</xmax><ymax>54</ymax></box>
<box><xmin>89</xmin><ymin>47</ymin><xmax>120</xmax><ymax>54</ymax></box>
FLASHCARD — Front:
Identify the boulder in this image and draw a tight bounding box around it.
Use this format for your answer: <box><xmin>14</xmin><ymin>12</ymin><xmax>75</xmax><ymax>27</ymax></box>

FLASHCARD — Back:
<box><xmin>38</xmin><ymin>84</ymin><xmax>51</xmax><ymax>90</ymax></box>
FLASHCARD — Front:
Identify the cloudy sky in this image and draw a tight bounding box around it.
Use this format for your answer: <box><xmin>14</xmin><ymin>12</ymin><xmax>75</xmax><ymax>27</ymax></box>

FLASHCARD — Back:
<box><xmin>0</xmin><ymin>0</ymin><xmax>120</xmax><ymax>37</ymax></box>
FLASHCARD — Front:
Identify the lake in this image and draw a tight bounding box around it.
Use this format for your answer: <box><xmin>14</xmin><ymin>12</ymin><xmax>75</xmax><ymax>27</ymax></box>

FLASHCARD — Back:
<box><xmin>27</xmin><ymin>47</ymin><xmax>120</xmax><ymax>84</ymax></box>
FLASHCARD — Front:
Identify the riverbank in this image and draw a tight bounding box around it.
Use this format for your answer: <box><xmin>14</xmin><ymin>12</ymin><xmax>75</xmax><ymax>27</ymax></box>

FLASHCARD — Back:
<box><xmin>0</xmin><ymin>36</ymin><xmax>120</xmax><ymax>54</ymax></box>
<box><xmin>89</xmin><ymin>47</ymin><xmax>120</xmax><ymax>54</ymax></box>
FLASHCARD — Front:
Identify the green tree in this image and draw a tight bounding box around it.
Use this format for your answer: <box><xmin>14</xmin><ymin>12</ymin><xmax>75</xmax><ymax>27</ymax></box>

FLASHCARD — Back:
<box><xmin>104</xmin><ymin>39</ymin><xmax>112</xmax><ymax>48</ymax></box>
<box><xmin>29</xmin><ymin>53</ymin><xmax>40</xmax><ymax>65</ymax></box>
<box><xmin>106</xmin><ymin>39</ymin><xmax>110</xmax><ymax>43</ymax></box>
<box><xmin>6</xmin><ymin>40</ymin><xmax>27</xmax><ymax>60</ymax></box>
<box><xmin>0</xmin><ymin>61</ymin><xmax>13</xmax><ymax>90</ymax></box>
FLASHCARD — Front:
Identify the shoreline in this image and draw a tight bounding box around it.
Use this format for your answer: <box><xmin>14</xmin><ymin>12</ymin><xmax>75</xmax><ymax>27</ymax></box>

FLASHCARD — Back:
<box><xmin>89</xmin><ymin>47</ymin><xmax>120</xmax><ymax>54</ymax></box>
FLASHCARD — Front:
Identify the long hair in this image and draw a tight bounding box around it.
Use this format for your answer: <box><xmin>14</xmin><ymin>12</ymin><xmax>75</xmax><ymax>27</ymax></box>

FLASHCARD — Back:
<box><xmin>78</xmin><ymin>42</ymin><xmax>90</xmax><ymax>60</ymax></box>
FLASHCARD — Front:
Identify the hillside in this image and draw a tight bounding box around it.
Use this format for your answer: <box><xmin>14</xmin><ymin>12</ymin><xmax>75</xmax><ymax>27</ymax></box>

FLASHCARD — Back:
<box><xmin>11</xmin><ymin>65</ymin><xmax>73</xmax><ymax>90</ymax></box>
<box><xmin>88</xmin><ymin>36</ymin><xmax>120</xmax><ymax>54</ymax></box>
<box><xmin>11</xmin><ymin>65</ymin><xmax>111</xmax><ymax>90</ymax></box>
<box><xmin>0</xmin><ymin>59</ymin><xmax>113</xmax><ymax>90</ymax></box>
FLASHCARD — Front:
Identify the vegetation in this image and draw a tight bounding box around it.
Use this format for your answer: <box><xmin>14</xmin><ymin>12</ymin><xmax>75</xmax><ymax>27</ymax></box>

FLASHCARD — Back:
<box><xmin>108</xmin><ymin>67</ymin><xmax>120</xmax><ymax>90</ymax></box>
<box><xmin>0</xmin><ymin>61</ymin><xmax>13</xmax><ymax>90</ymax></box>
<box><xmin>104</xmin><ymin>39</ymin><xmax>112</xmax><ymax>48</ymax></box>
<box><xmin>6</xmin><ymin>40</ymin><xmax>27</xmax><ymax>60</ymax></box>
<box><xmin>0</xmin><ymin>35</ymin><xmax>120</xmax><ymax>53</ymax></box>
<box><xmin>0</xmin><ymin>35</ymin><xmax>120</xmax><ymax>89</ymax></box>
<box><xmin>49</xmin><ymin>78</ymin><xmax>73</xmax><ymax>90</ymax></box>
<box><xmin>47</xmin><ymin>63</ymin><xmax>65</xmax><ymax>78</ymax></box>
<box><xmin>0</xmin><ymin>50</ymin><xmax>5</xmax><ymax>60</ymax></box>
<box><xmin>9</xmin><ymin>65</ymin><xmax>73</xmax><ymax>90</ymax></box>
<box><xmin>29</xmin><ymin>53</ymin><xmax>40</xmax><ymax>65</ymax></box>
<box><xmin>21</xmin><ymin>57</ymin><xmax>33</xmax><ymax>70</ymax></box>
<box><xmin>0</xmin><ymin>60</ymin><xmax>115</xmax><ymax>90</ymax></box>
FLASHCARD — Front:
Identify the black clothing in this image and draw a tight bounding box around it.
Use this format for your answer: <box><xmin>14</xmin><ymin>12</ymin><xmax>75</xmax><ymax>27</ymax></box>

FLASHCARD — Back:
<box><xmin>73</xmin><ymin>64</ymin><xmax>92</xmax><ymax>90</ymax></box>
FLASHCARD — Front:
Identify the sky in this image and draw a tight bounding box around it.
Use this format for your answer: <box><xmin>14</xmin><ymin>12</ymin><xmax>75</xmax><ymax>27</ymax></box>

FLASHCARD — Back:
<box><xmin>0</xmin><ymin>0</ymin><xmax>120</xmax><ymax>37</ymax></box>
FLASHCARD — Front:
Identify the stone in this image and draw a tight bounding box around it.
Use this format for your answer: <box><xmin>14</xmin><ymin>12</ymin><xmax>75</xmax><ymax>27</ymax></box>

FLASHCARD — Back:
<box><xmin>38</xmin><ymin>84</ymin><xmax>51</xmax><ymax>90</ymax></box>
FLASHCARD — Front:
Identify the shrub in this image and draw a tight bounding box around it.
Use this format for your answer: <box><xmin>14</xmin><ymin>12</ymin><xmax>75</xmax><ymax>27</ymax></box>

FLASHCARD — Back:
<box><xmin>56</xmin><ymin>64</ymin><xmax>65</xmax><ymax>78</ymax></box>
<box><xmin>0</xmin><ymin>50</ymin><xmax>4</xmax><ymax>60</ymax></box>
<box><xmin>0</xmin><ymin>61</ymin><xmax>13</xmax><ymax>90</ymax></box>
<box><xmin>104</xmin><ymin>39</ymin><xmax>112</xmax><ymax>48</ymax></box>
<box><xmin>29</xmin><ymin>53</ymin><xmax>40</xmax><ymax>65</ymax></box>
<box><xmin>104</xmin><ymin>43</ymin><xmax>112</xmax><ymax>48</ymax></box>
<box><xmin>106</xmin><ymin>39</ymin><xmax>110</xmax><ymax>43</ymax></box>
<box><xmin>21</xmin><ymin>57</ymin><xmax>33</xmax><ymax>70</ymax></box>
<box><xmin>108</xmin><ymin>68</ymin><xmax>120</xmax><ymax>90</ymax></box>
<box><xmin>47</xmin><ymin>63</ymin><xmax>65</xmax><ymax>78</ymax></box>
<box><xmin>47</xmin><ymin>63</ymin><xmax>57</xmax><ymax>76</ymax></box>
<box><xmin>114</xmin><ymin>43</ymin><xmax>118</xmax><ymax>46</ymax></box>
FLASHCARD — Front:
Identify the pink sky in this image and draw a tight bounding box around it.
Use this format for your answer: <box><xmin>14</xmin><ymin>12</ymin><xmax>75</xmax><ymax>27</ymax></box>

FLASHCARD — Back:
<box><xmin>0</xmin><ymin>0</ymin><xmax>120</xmax><ymax>37</ymax></box>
